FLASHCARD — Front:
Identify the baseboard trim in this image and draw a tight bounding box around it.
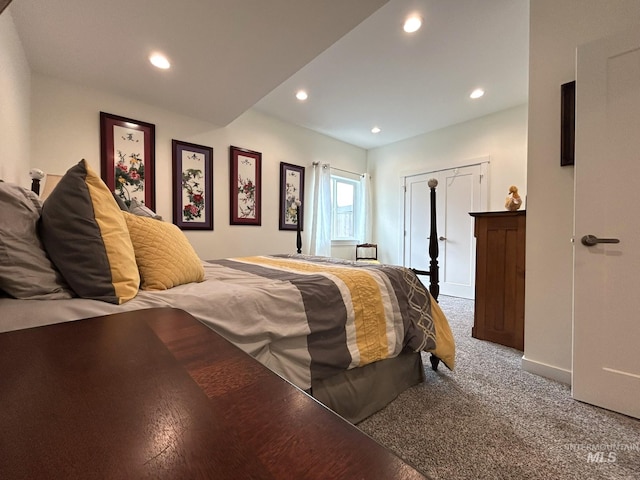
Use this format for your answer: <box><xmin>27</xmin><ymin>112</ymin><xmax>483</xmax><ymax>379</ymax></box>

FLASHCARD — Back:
<box><xmin>521</xmin><ymin>356</ymin><xmax>571</xmax><ymax>385</ymax></box>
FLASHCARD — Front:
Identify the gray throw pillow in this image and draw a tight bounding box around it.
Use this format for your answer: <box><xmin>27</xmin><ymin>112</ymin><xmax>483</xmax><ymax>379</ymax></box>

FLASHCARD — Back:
<box><xmin>0</xmin><ymin>182</ymin><xmax>73</xmax><ymax>299</ymax></box>
<box><xmin>39</xmin><ymin>160</ymin><xmax>139</xmax><ymax>304</ymax></box>
<box><xmin>129</xmin><ymin>198</ymin><xmax>162</xmax><ymax>220</ymax></box>
<box><xmin>113</xmin><ymin>192</ymin><xmax>130</xmax><ymax>212</ymax></box>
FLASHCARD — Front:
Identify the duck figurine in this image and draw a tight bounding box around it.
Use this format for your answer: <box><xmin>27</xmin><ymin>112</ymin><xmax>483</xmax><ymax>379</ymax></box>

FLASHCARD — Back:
<box><xmin>505</xmin><ymin>185</ymin><xmax>523</xmax><ymax>211</ymax></box>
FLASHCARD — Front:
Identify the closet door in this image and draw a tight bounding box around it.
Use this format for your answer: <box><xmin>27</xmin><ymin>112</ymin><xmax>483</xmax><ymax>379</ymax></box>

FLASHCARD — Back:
<box><xmin>403</xmin><ymin>163</ymin><xmax>486</xmax><ymax>299</ymax></box>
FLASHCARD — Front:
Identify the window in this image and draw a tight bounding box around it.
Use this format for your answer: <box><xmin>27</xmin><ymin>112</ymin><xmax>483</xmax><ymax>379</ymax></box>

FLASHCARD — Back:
<box><xmin>331</xmin><ymin>175</ymin><xmax>359</xmax><ymax>241</ymax></box>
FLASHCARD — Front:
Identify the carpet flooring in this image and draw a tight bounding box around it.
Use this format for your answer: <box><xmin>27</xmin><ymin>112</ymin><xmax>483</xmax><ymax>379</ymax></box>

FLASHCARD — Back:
<box><xmin>358</xmin><ymin>295</ymin><xmax>640</xmax><ymax>480</ymax></box>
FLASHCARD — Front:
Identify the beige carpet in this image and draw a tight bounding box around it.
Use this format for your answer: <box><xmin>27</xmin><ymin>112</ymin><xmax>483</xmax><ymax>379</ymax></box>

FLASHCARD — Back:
<box><xmin>358</xmin><ymin>295</ymin><xmax>640</xmax><ymax>480</ymax></box>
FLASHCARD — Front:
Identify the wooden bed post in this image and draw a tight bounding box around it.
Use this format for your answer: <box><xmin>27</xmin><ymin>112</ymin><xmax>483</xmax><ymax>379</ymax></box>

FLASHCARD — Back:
<box><xmin>296</xmin><ymin>203</ymin><xmax>302</xmax><ymax>254</ymax></box>
<box><xmin>426</xmin><ymin>179</ymin><xmax>442</xmax><ymax>371</ymax></box>
<box><xmin>409</xmin><ymin>178</ymin><xmax>440</xmax><ymax>303</ymax></box>
<box><xmin>29</xmin><ymin>168</ymin><xmax>44</xmax><ymax>196</ymax></box>
<box><xmin>427</xmin><ymin>178</ymin><xmax>439</xmax><ymax>300</ymax></box>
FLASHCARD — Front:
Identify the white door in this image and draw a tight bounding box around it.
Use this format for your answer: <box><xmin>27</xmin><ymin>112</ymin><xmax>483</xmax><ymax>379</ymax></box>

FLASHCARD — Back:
<box><xmin>403</xmin><ymin>163</ymin><xmax>487</xmax><ymax>299</ymax></box>
<box><xmin>404</xmin><ymin>173</ymin><xmax>432</xmax><ymax>289</ymax></box>
<box><xmin>573</xmin><ymin>28</ymin><xmax>640</xmax><ymax>418</ymax></box>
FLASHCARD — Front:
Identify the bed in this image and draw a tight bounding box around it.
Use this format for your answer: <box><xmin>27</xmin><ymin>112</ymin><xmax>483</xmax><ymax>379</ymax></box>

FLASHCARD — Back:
<box><xmin>0</xmin><ymin>162</ymin><xmax>454</xmax><ymax>424</ymax></box>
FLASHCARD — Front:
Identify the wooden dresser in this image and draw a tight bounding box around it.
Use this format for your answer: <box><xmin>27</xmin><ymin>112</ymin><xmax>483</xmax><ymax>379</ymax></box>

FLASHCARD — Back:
<box><xmin>469</xmin><ymin>211</ymin><xmax>525</xmax><ymax>351</ymax></box>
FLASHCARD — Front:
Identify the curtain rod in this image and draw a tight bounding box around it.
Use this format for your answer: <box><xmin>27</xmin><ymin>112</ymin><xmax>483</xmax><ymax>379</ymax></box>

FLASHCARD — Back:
<box><xmin>312</xmin><ymin>162</ymin><xmax>364</xmax><ymax>178</ymax></box>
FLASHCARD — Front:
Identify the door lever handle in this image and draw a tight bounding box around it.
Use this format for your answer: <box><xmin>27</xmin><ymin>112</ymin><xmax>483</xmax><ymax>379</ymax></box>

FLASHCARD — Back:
<box><xmin>581</xmin><ymin>234</ymin><xmax>620</xmax><ymax>247</ymax></box>
<box><xmin>439</xmin><ymin>236</ymin><xmax>447</xmax><ymax>241</ymax></box>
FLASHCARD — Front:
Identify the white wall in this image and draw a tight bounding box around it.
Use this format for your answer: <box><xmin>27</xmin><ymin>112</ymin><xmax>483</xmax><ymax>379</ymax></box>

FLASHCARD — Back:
<box><xmin>0</xmin><ymin>9</ymin><xmax>30</xmax><ymax>186</ymax></box>
<box><xmin>524</xmin><ymin>0</ymin><xmax>640</xmax><ymax>383</ymax></box>
<box><xmin>29</xmin><ymin>74</ymin><xmax>367</xmax><ymax>260</ymax></box>
<box><xmin>368</xmin><ymin>104</ymin><xmax>528</xmax><ymax>265</ymax></box>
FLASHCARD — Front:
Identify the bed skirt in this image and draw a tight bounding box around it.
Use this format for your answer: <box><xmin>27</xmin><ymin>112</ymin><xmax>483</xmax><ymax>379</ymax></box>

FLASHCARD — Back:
<box><xmin>311</xmin><ymin>350</ymin><xmax>424</xmax><ymax>424</ymax></box>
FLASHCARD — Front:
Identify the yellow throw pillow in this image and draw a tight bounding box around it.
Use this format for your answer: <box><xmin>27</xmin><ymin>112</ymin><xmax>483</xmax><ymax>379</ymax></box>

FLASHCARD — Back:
<box><xmin>40</xmin><ymin>159</ymin><xmax>139</xmax><ymax>304</ymax></box>
<box><xmin>123</xmin><ymin>212</ymin><xmax>204</xmax><ymax>290</ymax></box>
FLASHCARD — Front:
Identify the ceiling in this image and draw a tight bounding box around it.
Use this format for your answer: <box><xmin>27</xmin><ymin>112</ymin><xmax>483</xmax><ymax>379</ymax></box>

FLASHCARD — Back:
<box><xmin>9</xmin><ymin>0</ymin><xmax>529</xmax><ymax>150</ymax></box>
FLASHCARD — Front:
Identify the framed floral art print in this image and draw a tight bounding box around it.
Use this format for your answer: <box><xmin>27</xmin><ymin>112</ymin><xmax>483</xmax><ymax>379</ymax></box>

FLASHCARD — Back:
<box><xmin>229</xmin><ymin>146</ymin><xmax>261</xmax><ymax>226</ymax></box>
<box><xmin>279</xmin><ymin>162</ymin><xmax>305</xmax><ymax>231</ymax></box>
<box><xmin>100</xmin><ymin>112</ymin><xmax>156</xmax><ymax>210</ymax></box>
<box><xmin>172</xmin><ymin>140</ymin><xmax>213</xmax><ymax>230</ymax></box>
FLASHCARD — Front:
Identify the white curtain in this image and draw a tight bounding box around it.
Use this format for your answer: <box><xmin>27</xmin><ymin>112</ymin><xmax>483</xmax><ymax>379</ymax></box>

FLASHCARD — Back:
<box><xmin>308</xmin><ymin>163</ymin><xmax>332</xmax><ymax>256</ymax></box>
<box><xmin>356</xmin><ymin>174</ymin><xmax>372</xmax><ymax>243</ymax></box>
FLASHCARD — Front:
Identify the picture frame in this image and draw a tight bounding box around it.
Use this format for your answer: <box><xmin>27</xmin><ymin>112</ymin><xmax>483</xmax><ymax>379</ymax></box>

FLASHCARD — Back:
<box><xmin>100</xmin><ymin>112</ymin><xmax>156</xmax><ymax>210</ymax></box>
<box><xmin>279</xmin><ymin>162</ymin><xmax>305</xmax><ymax>231</ymax></box>
<box><xmin>560</xmin><ymin>80</ymin><xmax>575</xmax><ymax>167</ymax></box>
<box><xmin>229</xmin><ymin>146</ymin><xmax>262</xmax><ymax>225</ymax></box>
<box><xmin>172</xmin><ymin>140</ymin><xmax>213</xmax><ymax>230</ymax></box>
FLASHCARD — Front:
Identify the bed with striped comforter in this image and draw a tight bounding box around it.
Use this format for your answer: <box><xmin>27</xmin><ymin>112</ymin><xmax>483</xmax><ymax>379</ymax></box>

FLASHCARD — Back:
<box><xmin>0</xmin><ymin>254</ymin><xmax>455</xmax><ymax>391</ymax></box>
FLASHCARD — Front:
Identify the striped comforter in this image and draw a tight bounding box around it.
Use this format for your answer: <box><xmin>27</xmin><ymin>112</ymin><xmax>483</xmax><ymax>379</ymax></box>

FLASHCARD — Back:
<box><xmin>0</xmin><ymin>255</ymin><xmax>455</xmax><ymax>391</ymax></box>
<box><xmin>204</xmin><ymin>255</ymin><xmax>455</xmax><ymax>387</ymax></box>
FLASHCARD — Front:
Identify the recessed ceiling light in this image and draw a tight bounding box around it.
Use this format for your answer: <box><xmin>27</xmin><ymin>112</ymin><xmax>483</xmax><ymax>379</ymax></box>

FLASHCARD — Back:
<box><xmin>149</xmin><ymin>53</ymin><xmax>170</xmax><ymax>69</ymax></box>
<box><xmin>470</xmin><ymin>88</ymin><xmax>485</xmax><ymax>99</ymax></box>
<box><xmin>403</xmin><ymin>15</ymin><xmax>422</xmax><ymax>33</ymax></box>
<box><xmin>371</xmin><ymin>126</ymin><xmax>381</xmax><ymax>134</ymax></box>
<box><xmin>296</xmin><ymin>90</ymin><xmax>308</xmax><ymax>101</ymax></box>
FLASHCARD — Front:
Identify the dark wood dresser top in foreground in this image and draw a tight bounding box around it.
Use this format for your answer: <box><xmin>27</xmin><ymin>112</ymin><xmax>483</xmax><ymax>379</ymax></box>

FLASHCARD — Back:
<box><xmin>0</xmin><ymin>308</ymin><xmax>428</xmax><ymax>479</ymax></box>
